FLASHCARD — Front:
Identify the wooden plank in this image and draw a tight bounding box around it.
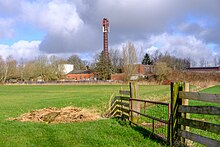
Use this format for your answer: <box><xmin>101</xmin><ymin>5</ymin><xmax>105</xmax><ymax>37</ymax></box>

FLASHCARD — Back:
<box><xmin>120</xmin><ymin>96</ymin><xmax>130</xmax><ymax>101</ymax></box>
<box><xmin>110</xmin><ymin>106</ymin><xmax>129</xmax><ymax>115</ymax></box>
<box><xmin>116</xmin><ymin>101</ymin><xmax>129</xmax><ymax>108</ymax></box>
<box><xmin>179</xmin><ymin>91</ymin><xmax>220</xmax><ymax>103</ymax></box>
<box><xmin>119</xmin><ymin>90</ymin><xmax>130</xmax><ymax>95</ymax></box>
<box><xmin>178</xmin><ymin>130</ymin><xmax>220</xmax><ymax>147</ymax></box>
<box><xmin>112</xmin><ymin>111</ymin><xmax>121</xmax><ymax>117</ymax></box>
<box><xmin>120</xmin><ymin>107</ymin><xmax>130</xmax><ymax>114</ymax></box>
<box><xmin>111</xmin><ymin>101</ymin><xmax>129</xmax><ymax>111</ymax></box>
<box><xmin>111</xmin><ymin>96</ymin><xmax>121</xmax><ymax>104</ymax></box>
<box><xmin>179</xmin><ymin>117</ymin><xmax>220</xmax><ymax>134</ymax></box>
<box><xmin>178</xmin><ymin>105</ymin><xmax>220</xmax><ymax>115</ymax></box>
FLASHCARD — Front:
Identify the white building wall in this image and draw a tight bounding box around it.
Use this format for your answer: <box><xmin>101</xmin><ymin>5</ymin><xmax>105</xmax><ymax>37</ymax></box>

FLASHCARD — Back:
<box><xmin>58</xmin><ymin>64</ymin><xmax>74</xmax><ymax>74</ymax></box>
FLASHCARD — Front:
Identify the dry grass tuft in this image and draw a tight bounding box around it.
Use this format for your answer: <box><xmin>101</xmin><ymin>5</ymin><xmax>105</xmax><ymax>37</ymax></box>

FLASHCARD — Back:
<box><xmin>9</xmin><ymin>107</ymin><xmax>101</xmax><ymax>124</ymax></box>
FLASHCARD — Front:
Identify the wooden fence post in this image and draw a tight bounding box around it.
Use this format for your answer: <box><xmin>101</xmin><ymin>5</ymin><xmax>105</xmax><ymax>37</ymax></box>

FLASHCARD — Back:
<box><xmin>130</xmin><ymin>82</ymin><xmax>140</xmax><ymax>122</ymax></box>
<box><xmin>171</xmin><ymin>82</ymin><xmax>185</xmax><ymax>146</ymax></box>
<box><xmin>182</xmin><ymin>83</ymin><xmax>190</xmax><ymax>145</ymax></box>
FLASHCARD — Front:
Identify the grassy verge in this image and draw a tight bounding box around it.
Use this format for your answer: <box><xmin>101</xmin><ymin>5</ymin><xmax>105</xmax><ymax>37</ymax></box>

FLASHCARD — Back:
<box><xmin>0</xmin><ymin>84</ymin><xmax>169</xmax><ymax>147</ymax></box>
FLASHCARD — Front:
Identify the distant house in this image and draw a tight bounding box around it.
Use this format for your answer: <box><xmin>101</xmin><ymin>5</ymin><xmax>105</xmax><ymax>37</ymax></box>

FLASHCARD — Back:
<box><xmin>66</xmin><ymin>69</ymin><xmax>95</xmax><ymax>81</ymax></box>
<box><xmin>187</xmin><ymin>66</ymin><xmax>220</xmax><ymax>73</ymax></box>
<box><xmin>111</xmin><ymin>64</ymin><xmax>154</xmax><ymax>81</ymax></box>
<box><xmin>58</xmin><ymin>64</ymin><xmax>74</xmax><ymax>75</ymax></box>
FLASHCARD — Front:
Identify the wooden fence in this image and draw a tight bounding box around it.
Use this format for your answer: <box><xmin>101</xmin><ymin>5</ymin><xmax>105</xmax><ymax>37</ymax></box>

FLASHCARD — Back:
<box><xmin>171</xmin><ymin>82</ymin><xmax>220</xmax><ymax>146</ymax></box>
<box><xmin>109</xmin><ymin>82</ymin><xmax>171</xmax><ymax>145</ymax></box>
<box><xmin>109</xmin><ymin>90</ymin><xmax>130</xmax><ymax>119</ymax></box>
<box><xmin>108</xmin><ymin>82</ymin><xmax>220</xmax><ymax>146</ymax></box>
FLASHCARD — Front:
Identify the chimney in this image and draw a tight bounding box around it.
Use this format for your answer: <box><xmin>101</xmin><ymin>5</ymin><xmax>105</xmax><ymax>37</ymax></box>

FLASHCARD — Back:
<box><xmin>102</xmin><ymin>18</ymin><xmax>109</xmax><ymax>59</ymax></box>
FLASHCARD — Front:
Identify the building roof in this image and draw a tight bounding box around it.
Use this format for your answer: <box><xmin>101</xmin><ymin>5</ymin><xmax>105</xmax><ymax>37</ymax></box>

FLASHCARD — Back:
<box><xmin>187</xmin><ymin>66</ymin><xmax>220</xmax><ymax>70</ymax></box>
<box><xmin>67</xmin><ymin>70</ymin><xmax>92</xmax><ymax>74</ymax></box>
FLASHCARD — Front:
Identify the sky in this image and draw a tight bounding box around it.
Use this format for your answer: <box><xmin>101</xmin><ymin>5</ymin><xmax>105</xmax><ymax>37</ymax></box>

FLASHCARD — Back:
<box><xmin>0</xmin><ymin>0</ymin><xmax>220</xmax><ymax>66</ymax></box>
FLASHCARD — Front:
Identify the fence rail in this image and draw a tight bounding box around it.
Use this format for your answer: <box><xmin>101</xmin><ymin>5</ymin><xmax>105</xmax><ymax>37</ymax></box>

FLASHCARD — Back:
<box><xmin>178</xmin><ymin>105</ymin><xmax>220</xmax><ymax>115</ymax></box>
<box><xmin>179</xmin><ymin>91</ymin><xmax>220</xmax><ymax>103</ymax></box>
<box><xmin>171</xmin><ymin>82</ymin><xmax>220</xmax><ymax>146</ymax></box>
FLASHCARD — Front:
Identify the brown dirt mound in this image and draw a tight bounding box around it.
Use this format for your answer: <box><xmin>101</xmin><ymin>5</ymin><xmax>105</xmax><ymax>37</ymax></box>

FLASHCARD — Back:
<box><xmin>9</xmin><ymin>107</ymin><xmax>101</xmax><ymax>124</ymax></box>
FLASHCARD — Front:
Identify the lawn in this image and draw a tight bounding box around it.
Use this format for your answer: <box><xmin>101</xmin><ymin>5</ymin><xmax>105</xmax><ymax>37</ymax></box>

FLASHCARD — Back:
<box><xmin>0</xmin><ymin>84</ymin><xmax>169</xmax><ymax>147</ymax></box>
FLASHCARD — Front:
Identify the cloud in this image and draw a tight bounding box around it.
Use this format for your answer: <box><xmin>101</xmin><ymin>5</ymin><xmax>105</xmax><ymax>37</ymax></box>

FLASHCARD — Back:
<box><xmin>21</xmin><ymin>0</ymin><xmax>86</xmax><ymax>53</ymax></box>
<box><xmin>0</xmin><ymin>18</ymin><xmax>15</xmax><ymax>39</ymax></box>
<box><xmin>0</xmin><ymin>40</ymin><xmax>41</xmax><ymax>61</ymax></box>
<box><xmin>0</xmin><ymin>0</ymin><xmax>220</xmax><ymax>64</ymax></box>
<box><xmin>0</xmin><ymin>0</ymin><xmax>23</xmax><ymax>16</ymax></box>
<box><xmin>145</xmin><ymin>33</ymin><xmax>216</xmax><ymax>65</ymax></box>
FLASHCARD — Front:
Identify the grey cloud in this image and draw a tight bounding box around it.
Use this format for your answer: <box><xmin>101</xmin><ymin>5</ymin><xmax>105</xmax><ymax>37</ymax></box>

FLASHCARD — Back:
<box><xmin>0</xmin><ymin>0</ymin><xmax>23</xmax><ymax>16</ymax></box>
<box><xmin>2</xmin><ymin>0</ymin><xmax>220</xmax><ymax>59</ymax></box>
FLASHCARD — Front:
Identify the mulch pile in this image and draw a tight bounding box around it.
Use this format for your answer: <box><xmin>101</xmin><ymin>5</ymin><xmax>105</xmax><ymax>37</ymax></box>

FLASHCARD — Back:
<box><xmin>9</xmin><ymin>107</ymin><xmax>101</xmax><ymax>124</ymax></box>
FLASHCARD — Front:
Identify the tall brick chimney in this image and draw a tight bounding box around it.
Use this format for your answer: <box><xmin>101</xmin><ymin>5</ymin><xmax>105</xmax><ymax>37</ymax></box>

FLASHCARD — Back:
<box><xmin>102</xmin><ymin>18</ymin><xmax>109</xmax><ymax>59</ymax></box>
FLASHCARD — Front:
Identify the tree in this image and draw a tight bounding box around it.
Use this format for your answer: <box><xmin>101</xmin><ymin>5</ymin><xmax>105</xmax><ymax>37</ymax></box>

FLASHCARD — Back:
<box><xmin>109</xmin><ymin>48</ymin><xmax>123</xmax><ymax>73</ymax></box>
<box><xmin>218</xmin><ymin>56</ymin><xmax>220</xmax><ymax>66</ymax></box>
<box><xmin>0</xmin><ymin>56</ymin><xmax>5</xmax><ymax>83</ymax></box>
<box><xmin>17</xmin><ymin>58</ymin><xmax>25</xmax><ymax>82</ymax></box>
<box><xmin>154</xmin><ymin>62</ymin><xmax>172</xmax><ymax>83</ymax></box>
<box><xmin>151</xmin><ymin>50</ymin><xmax>162</xmax><ymax>63</ymax></box>
<box><xmin>47</xmin><ymin>55</ymin><xmax>65</xmax><ymax>80</ymax></box>
<box><xmin>67</xmin><ymin>55</ymin><xmax>87</xmax><ymax>70</ymax></box>
<box><xmin>95</xmin><ymin>51</ymin><xmax>113</xmax><ymax>80</ymax></box>
<box><xmin>122</xmin><ymin>42</ymin><xmax>138</xmax><ymax>81</ymax></box>
<box><xmin>23</xmin><ymin>61</ymin><xmax>37</xmax><ymax>81</ymax></box>
<box><xmin>151</xmin><ymin>51</ymin><xmax>190</xmax><ymax>70</ymax></box>
<box><xmin>199</xmin><ymin>58</ymin><xmax>206</xmax><ymax>67</ymax></box>
<box><xmin>142</xmin><ymin>53</ymin><xmax>153</xmax><ymax>65</ymax></box>
<box><xmin>0</xmin><ymin>56</ymin><xmax>17</xmax><ymax>83</ymax></box>
<box><xmin>34</xmin><ymin>55</ymin><xmax>50</xmax><ymax>81</ymax></box>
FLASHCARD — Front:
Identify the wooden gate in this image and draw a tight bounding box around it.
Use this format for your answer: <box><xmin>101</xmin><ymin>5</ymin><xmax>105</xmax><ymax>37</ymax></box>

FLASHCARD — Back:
<box><xmin>109</xmin><ymin>82</ymin><xmax>171</xmax><ymax>145</ymax></box>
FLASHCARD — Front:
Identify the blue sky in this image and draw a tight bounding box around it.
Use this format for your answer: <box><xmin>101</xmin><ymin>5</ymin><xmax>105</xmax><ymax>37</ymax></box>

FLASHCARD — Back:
<box><xmin>0</xmin><ymin>0</ymin><xmax>220</xmax><ymax>66</ymax></box>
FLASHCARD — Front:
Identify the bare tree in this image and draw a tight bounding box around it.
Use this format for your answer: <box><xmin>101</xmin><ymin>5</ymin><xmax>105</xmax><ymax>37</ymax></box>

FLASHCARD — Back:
<box><xmin>48</xmin><ymin>55</ymin><xmax>65</xmax><ymax>80</ymax></box>
<box><xmin>34</xmin><ymin>55</ymin><xmax>49</xmax><ymax>81</ymax></box>
<box><xmin>151</xmin><ymin>50</ymin><xmax>162</xmax><ymax>63</ymax></box>
<box><xmin>23</xmin><ymin>61</ymin><xmax>37</xmax><ymax>81</ymax></box>
<box><xmin>0</xmin><ymin>56</ymin><xmax>17</xmax><ymax>83</ymax></box>
<box><xmin>0</xmin><ymin>56</ymin><xmax>5</xmax><ymax>83</ymax></box>
<box><xmin>154</xmin><ymin>62</ymin><xmax>172</xmax><ymax>83</ymax></box>
<box><xmin>218</xmin><ymin>56</ymin><xmax>220</xmax><ymax>66</ymax></box>
<box><xmin>199</xmin><ymin>58</ymin><xmax>206</xmax><ymax>67</ymax></box>
<box><xmin>17</xmin><ymin>58</ymin><xmax>25</xmax><ymax>82</ymax></box>
<box><xmin>213</xmin><ymin>57</ymin><xmax>218</xmax><ymax>67</ymax></box>
<box><xmin>122</xmin><ymin>42</ymin><xmax>138</xmax><ymax>81</ymax></box>
<box><xmin>109</xmin><ymin>48</ymin><xmax>123</xmax><ymax>73</ymax></box>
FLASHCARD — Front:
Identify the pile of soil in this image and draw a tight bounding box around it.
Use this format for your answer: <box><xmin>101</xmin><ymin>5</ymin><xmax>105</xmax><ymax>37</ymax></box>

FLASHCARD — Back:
<box><xmin>9</xmin><ymin>107</ymin><xmax>101</xmax><ymax>124</ymax></box>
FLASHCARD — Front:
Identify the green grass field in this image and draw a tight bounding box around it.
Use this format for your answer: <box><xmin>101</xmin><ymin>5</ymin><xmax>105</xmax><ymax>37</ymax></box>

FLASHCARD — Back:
<box><xmin>1</xmin><ymin>84</ymin><xmax>219</xmax><ymax>147</ymax></box>
<box><xmin>0</xmin><ymin>84</ymin><xmax>169</xmax><ymax>147</ymax></box>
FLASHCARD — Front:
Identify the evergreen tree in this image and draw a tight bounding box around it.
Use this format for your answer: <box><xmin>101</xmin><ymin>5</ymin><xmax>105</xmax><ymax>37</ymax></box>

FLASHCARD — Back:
<box><xmin>142</xmin><ymin>53</ymin><xmax>153</xmax><ymax>65</ymax></box>
<box><xmin>95</xmin><ymin>51</ymin><xmax>113</xmax><ymax>80</ymax></box>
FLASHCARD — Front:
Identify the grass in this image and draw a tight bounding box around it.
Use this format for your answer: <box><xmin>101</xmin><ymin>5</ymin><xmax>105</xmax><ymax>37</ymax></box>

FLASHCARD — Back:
<box><xmin>0</xmin><ymin>84</ymin><xmax>169</xmax><ymax>147</ymax></box>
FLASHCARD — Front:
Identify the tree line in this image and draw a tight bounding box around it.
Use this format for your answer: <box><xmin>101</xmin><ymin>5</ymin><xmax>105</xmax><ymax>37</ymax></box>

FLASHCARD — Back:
<box><xmin>0</xmin><ymin>42</ymin><xmax>219</xmax><ymax>83</ymax></box>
